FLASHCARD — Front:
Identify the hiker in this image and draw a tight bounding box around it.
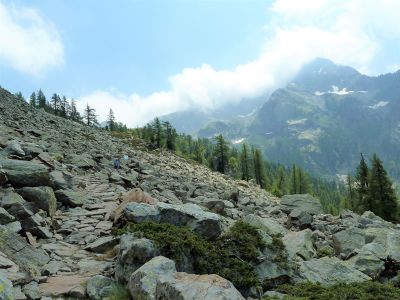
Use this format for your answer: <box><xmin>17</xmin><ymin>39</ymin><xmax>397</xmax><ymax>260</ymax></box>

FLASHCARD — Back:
<box><xmin>113</xmin><ymin>158</ymin><xmax>121</xmax><ymax>170</ymax></box>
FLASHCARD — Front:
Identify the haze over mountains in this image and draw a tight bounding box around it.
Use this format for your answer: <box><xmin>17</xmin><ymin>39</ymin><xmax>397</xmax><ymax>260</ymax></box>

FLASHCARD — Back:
<box><xmin>164</xmin><ymin>58</ymin><xmax>400</xmax><ymax>179</ymax></box>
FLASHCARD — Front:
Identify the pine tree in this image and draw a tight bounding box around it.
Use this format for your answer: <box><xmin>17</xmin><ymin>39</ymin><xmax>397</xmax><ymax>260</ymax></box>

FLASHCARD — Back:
<box><xmin>253</xmin><ymin>148</ymin><xmax>267</xmax><ymax>188</ymax></box>
<box><xmin>15</xmin><ymin>92</ymin><xmax>25</xmax><ymax>102</ymax></box>
<box><xmin>355</xmin><ymin>153</ymin><xmax>370</xmax><ymax>212</ymax></box>
<box><xmin>37</xmin><ymin>89</ymin><xmax>46</xmax><ymax>108</ymax></box>
<box><xmin>83</xmin><ymin>104</ymin><xmax>98</xmax><ymax>126</ymax></box>
<box><xmin>291</xmin><ymin>164</ymin><xmax>298</xmax><ymax>194</ymax></box>
<box><xmin>298</xmin><ymin>167</ymin><xmax>311</xmax><ymax>194</ymax></box>
<box><xmin>153</xmin><ymin>118</ymin><xmax>163</xmax><ymax>148</ymax></box>
<box><xmin>368</xmin><ymin>154</ymin><xmax>399</xmax><ymax>221</ymax></box>
<box><xmin>163</xmin><ymin>121</ymin><xmax>176</xmax><ymax>151</ymax></box>
<box><xmin>50</xmin><ymin>93</ymin><xmax>60</xmax><ymax>114</ymax></box>
<box><xmin>271</xmin><ymin>166</ymin><xmax>286</xmax><ymax>197</ymax></box>
<box><xmin>214</xmin><ymin>134</ymin><xmax>229</xmax><ymax>174</ymax></box>
<box><xmin>60</xmin><ymin>96</ymin><xmax>67</xmax><ymax>117</ymax></box>
<box><xmin>193</xmin><ymin>141</ymin><xmax>205</xmax><ymax>164</ymax></box>
<box><xmin>29</xmin><ymin>92</ymin><xmax>37</xmax><ymax>107</ymax></box>
<box><xmin>240</xmin><ymin>143</ymin><xmax>251</xmax><ymax>181</ymax></box>
<box><xmin>346</xmin><ymin>174</ymin><xmax>356</xmax><ymax>209</ymax></box>
<box><xmin>107</xmin><ymin>109</ymin><xmax>116</xmax><ymax>131</ymax></box>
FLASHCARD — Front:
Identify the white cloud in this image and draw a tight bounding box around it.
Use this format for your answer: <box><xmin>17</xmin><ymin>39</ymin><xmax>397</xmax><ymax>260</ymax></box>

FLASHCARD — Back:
<box><xmin>0</xmin><ymin>2</ymin><xmax>64</xmax><ymax>75</ymax></box>
<box><xmin>77</xmin><ymin>0</ymin><xmax>400</xmax><ymax>127</ymax></box>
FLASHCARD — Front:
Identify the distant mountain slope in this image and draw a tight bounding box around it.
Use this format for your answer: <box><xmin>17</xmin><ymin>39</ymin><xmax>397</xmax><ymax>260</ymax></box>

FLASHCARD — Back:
<box><xmin>197</xmin><ymin>58</ymin><xmax>400</xmax><ymax>179</ymax></box>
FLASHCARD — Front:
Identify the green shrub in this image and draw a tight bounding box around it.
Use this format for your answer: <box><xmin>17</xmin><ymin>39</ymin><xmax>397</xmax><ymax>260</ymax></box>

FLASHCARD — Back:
<box><xmin>263</xmin><ymin>281</ymin><xmax>400</xmax><ymax>300</ymax></box>
<box><xmin>118</xmin><ymin>221</ymin><xmax>266</xmax><ymax>294</ymax></box>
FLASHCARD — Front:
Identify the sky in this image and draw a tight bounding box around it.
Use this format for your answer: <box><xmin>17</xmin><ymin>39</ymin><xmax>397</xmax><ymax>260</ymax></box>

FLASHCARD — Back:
<box><xmin>0</xmin><ymin>0</ymin><xmax>399</xmax><ymax>126</ymax></box>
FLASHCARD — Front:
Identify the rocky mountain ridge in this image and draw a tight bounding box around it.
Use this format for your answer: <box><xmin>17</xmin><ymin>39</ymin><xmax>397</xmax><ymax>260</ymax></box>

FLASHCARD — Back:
<box><xmin>0</xmin><ymin>86</ymin><xmax>400</xmax><ymax>299</ymax></box>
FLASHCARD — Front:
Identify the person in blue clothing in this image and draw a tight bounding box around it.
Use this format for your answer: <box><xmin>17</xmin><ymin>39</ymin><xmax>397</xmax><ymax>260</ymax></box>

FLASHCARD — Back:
<box><xmin>113</xmin><ymin>158</ymin><xmax>121</xmax><ymax>170</ymax></box>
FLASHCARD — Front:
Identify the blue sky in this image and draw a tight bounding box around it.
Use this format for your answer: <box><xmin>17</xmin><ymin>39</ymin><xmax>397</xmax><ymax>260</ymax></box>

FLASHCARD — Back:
<box><xmin>0</xmin><ymin>0</ymin><xmax>399</xmax><ymax>125</ymax></box>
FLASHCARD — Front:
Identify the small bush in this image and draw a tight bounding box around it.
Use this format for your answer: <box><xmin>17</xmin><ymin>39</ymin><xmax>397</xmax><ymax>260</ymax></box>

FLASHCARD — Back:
<box><xmin>263</xmin><ymin>281</ymin><xmax>400</xmax><ymax>300</ymax></box>
<box><xmin>118</xmin><ymin>221</ymin><xmax>266</xmax><ymax>294</ymax></box>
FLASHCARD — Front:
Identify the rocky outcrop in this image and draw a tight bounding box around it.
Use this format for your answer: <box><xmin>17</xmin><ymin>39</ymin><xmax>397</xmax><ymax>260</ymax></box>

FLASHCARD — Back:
<box><xmin>0</xmin><ymin>159</ymin><xmax>51</xmax><ymax>187</ymax></box>
<box><xmin>128</xmin><ymin>256</ymin><xmax>244</xmax><ymax>300</ymax></box>
<box><xmin>123</xmin><ymin>202</ymin><xmax>224</xmax><ymax>240</ymax></box>
<box><xmin>0</xmin><ymin>272</ymin><xmax>14</xmax><ymax>300</ymax></box>
<box><xmin>16</xmin><ymin>186</ymin><xmax>57</xmax><ymax>217</ymax></box>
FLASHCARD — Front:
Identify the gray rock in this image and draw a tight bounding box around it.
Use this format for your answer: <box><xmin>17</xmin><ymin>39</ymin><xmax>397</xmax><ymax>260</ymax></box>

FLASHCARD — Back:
<box><xmin>283</xmin><ymin>229</ymin><xmax>316</xmax><ymax>260</ymax></box>
<box><xmin>49</xmin><ymin>171</ymin><xmax>71</xmax><ymax>190</ymax></box>
<box><xmin>297</xmin><ymin>256</ymin><xmax>371</xmax><ymax>285</ymax></box>
<box><xmin>280</xmin><ymin>194</ymin><xmax>323</xmax><ymax>215</ymax></box>
<box><xmin>115</xmin><ymin>235</ymin><xmax>159</xmax><ymax>283</ymax></box>
<box><xmin>242</xmin><ymin>214</ymin><xmax>287</xmax><ymax>236</ymax></box>
<box><xmin>22</xmin><ymin>281</ymin><xmax>41</xmax><ymax>300</ymax></box>
<box><xmin>65</xmin><ymin>154</ymin><xmax>96</xmax><ymax>169</ymax></box>
<box><xmin>0</xmin><ymin>225</ymin><xmax>50</xmax><ymax>280</ymax></box>
<box><xmin>0</xmin><ymin>207</ymin><xmax>15</xmax><ymax>224</ymax></box>
<box><xmin>16</xmin><ymin>186</ymin><xmax>57</xmax><ymax>217</ymax></box>
<box><xmin>5</xmin><ymin>221</ymin><xmax>22</xmax><ymax>233</ymax></box>
<box><xmin>0</xmin><ymin>159</ymin><xmax>51</xmax><ymax>187</ymax></box>
<box><xmin>124</xmin><ymin>202</ymin><xmax>224</xmax><ymax>240</ymax></box>
<box><xmin>54</xmin><ymin>189</ymin><xmax>84</xmax><ymax>207</ymax></box>
<box><xmin>288</xmin><ymin>208</ymin><xmax>313</xmax><ymax>229</ymax></box>
<box><xmin>347</xmin><ymin>244</ymin><xmax>385</xmax><ymax>279</ymax></box>
<box><xmin>0</xmin><ymin>190</ymin><xmax>26</xmax><ymax>209</ymax></box>
<box><xmin>156</xmin><ymin>272</ymin><xmax>245</xmax><ymax>300</ymax></box>
<box><xmin>85</xmin><ymin>236</ymin><xmax>120</xmax><ymax>253</ymax></box>
<box><xmin>263</xmin><ymin>291</ymin><xmax>286</xmax><ymax>299</ymax></box>
<box><xmin>332</xmin><ymin>227</ymin><xmax>366</xmax><ymax>257</ymax></box>
<box><xmin>0</xmin><ymin>169</ymin><xmax>7</xmax><ymax>185</ymax></box>
<box><xmin>86</xmin><ymin>275</ymin><xmax>116</xmax><ymax>300</ymax></box>
<box><xmin>128</xmin><ymin>256</ymin><xmax>177</xmax><ymax>299</ymax></box>
<box><xmin>0</xmin><ymin>272</ymin><xmax>14</xmax><ymax>300</ymax></box>
<box><xmin>4</xmin><ymin>140</ymin><xmax>25</xmax><ymax>157</ymax></box>
<box><xmin>41</xmin><ymin>260</ymin><xmax>63</xmax><ymax>276</ymax></box>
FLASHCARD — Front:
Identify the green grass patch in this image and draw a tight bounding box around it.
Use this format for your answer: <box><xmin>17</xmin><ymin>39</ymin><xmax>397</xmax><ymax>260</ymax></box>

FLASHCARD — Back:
<box><xmin>118</xmin><ymin>220</ymin><xmax>266</xmax><ymax>294</ymax></box>
<box><xmin>264</xmin><ymin>281</ymin><xmax>400</xmax><ymax>300</ymax></box>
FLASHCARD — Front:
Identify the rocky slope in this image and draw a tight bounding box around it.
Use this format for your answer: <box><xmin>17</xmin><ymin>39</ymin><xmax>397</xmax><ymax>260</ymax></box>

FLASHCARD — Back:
<box><xmin>0</xmin><ymin>87</ymin><xmax>400</xmax><ymax>299</ymax></box>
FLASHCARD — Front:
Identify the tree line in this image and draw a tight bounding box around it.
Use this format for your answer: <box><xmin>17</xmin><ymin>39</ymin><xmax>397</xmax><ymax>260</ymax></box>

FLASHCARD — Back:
<box><xmin>18</xmin><ymin>90</ymin><xmax>127</xmax><ymax>132</ymax></box>
<box><xmin>134</xmin><ymin>118</ymin><xmax>348</xmax><ymax>213</ymax></box>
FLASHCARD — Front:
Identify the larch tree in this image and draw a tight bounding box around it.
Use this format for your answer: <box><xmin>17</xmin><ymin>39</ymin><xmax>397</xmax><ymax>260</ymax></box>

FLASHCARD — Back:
<box><xmin>29</xmin><ymin>92</ymin><xmax>37</xmax><ymax>107</ymax></box>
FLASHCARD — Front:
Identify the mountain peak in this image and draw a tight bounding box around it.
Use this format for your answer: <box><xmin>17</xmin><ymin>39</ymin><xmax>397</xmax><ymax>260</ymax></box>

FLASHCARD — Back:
<box><xmin>292</xmin><ymin>58</ymin><xmax>361</xmax><ymax>91</ymax></box>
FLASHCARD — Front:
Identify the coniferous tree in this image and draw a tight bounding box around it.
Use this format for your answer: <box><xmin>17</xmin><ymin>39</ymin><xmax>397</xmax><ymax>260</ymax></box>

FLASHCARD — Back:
<box><xmin>107</xmin><ymin>109</ymin><xmax>116</xmax><ymax>131</ymax></box>
<box><xmin>240</xmin><ymin>143</ymin><xmax>251</xmax><ymax>181</ymax></box>
<box><xmin>368</xmin><ymin>154</ymin><xmax>399</xmax><ymax>221</ymax></box>
<box><xmin>83</xmin><ymin>104</ymin><xmax>98</xmax><ymax>126</ymax></box>
<box><xmin>153</xmin><ymin>118</ymin><xmax>163</xmax><ymax>148</ymax></box>
<box><xmin>355</xmin><ymin>153</ymin><xmax>370</xmax><ymax>212</ymax></box>
<box><xmin>346</xmin><ymin>174</ymin><xmax>356</xmax><ymax>209</ymax></box>
<box><xmin>70</xmin><ymin>99</ymin><xmax>80</xmax><ymax>121</ymax></box>
<box><xmin>253</xmin><ymin>148</ymin><xmax>267</xmax><ymax>188</ymax></box>
<box><xmin>298</xmin><ymin>167</ymin><xmax>311</xmax><ymax>194</ymax></box>
<box><xmin>37</xmin><ymin>89</ymin><xmax>46</xmax><ymax>108</ymax></box>
<box><xmin>271</xmin><ymin>166</ymin><xmax>286</xmax><ymax>197</ymax></box>
<box><xmin>193</xmin><ymin>141</ymin><xmax>205</xmax><ymax>164</ymax></box>
<box><xmin>60</xmin><ymin>96</ymin><xmax>67</xmax><ymax>117</ymax></box>
<box><xmin>50</xmin><ymin>93</ymin><xmax>61</xmax><ymax>114</ymax></box>
<box><xmin>29</xmin><ymin>92</ymin><xmax>37</xmax><ymax>107</ymax></box>
<box><xmin>15</xmin><ymin>92</ymin><xmax>25</xmax><ymax>102</ymax></box>
<box><xmin>214</xmin><ymin>134</ymin><xmax>229</xmax><ymax>174</ymax></box>
<box><xmin>291</xmin><ymin>164</ymin><xmax>298</xmax><ymax>194</ymax></box>
<box><xmin>163</xmin><ymin>121</ymin><xmax>177</xmax><ymax>151</ymax></box>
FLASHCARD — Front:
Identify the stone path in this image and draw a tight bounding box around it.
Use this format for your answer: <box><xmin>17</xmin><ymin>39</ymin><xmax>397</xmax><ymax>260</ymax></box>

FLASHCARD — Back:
<box><xmin>37</xmin><ymin>172</ymin><xmax>122</xmax><ymax>298</ymax></box>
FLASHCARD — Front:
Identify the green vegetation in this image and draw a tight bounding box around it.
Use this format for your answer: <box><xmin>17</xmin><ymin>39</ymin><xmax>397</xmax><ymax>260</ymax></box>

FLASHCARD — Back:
<box><xmin>105</xmin><ymin>284</ymin><xmax>131</xmax><ymax>300</ymax></box>
<box><xmin>117</xmin><ymin>221</ymin><xmax>265</xmax><ymax>294</ymax></box>
<box><xmin>264</xmin><ymin>281</ymin><xmax>400</xmax><ymax>300</ymax></box>
<box><xmin>347</xmin><ymin>153</ymin><xmax>399</xmax><ymax>222</ymax></box>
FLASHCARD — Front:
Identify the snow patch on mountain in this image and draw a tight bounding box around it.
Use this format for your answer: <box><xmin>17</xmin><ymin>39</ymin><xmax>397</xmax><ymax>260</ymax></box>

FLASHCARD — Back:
<box><xmin>287</xmin><ymin>118</ymin><xmax>307</xmax><ymax>126</ymax></box>
<box><xmin>368</xmin><ymin>101</ymin><xmax>389</xmax><ymax>109</ymax></box>
<box><xmin>314</xmin><ymin>86</ymin><xmax>368</xmax><ymax>96</ymax></box>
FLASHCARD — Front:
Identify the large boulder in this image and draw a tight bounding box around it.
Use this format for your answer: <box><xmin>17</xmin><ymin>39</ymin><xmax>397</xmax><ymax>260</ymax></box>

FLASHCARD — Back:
<box><xmin>280</xmin><ymin>194</ymin><xmax>323</xmax><ymax>215</ymax></box>
<box><xmin>0</xmin><ymin>225</ymin><xmax>50</xmax><ymax>280</ymax></box>
<box><xmin>4</xmin><ymin>140</ymin><xmax>25</xmax><ymax>157</ymax></box>
<box><xmin>115</xmin><ymin>235</ymin><xmax>160</xmax><ymax>283</ymax></box>
<box><xmin>0</xmin><ymin>272</ymin><xmax>14</xmax><ymax>300</ymax></box>
<box><xmin>54</xmin><ymin>189</ymin><xmax>84</xmax><ymax>207</ymax></box>
<box><xmin>242</xmin><ymin>214</ymin><xmax>287</xmax><ymax>236</ymax></box>
<box><xmin>49</xmin><ymin>170</ymin><xmax>71</xmax><ymax>190</ymax></box>
<box><xmin>16</xmin><ymin>186</ymin><xmax>57</xmax><ymax>217</ymax></box>
<box><xmin>156</xmin><ymin>272</ymin><xmax>245</xmax><ymax>300</ymax></box>
<box><xmin>0</xmin><ymin>169</ymin><xmax>7</xmax><ymax>186</ymax></box>
<box><xmin>86</xmin><ymin>275</ymin><xmax>120</xmax><ymax>300</ymax></box>
<box><xmin>123</xmin><ymin>202</ymin><xmax>224</xmax><ymax>240</ymax></box>
<box><xmin>0</xmin><ymin>159</ymin><xmax>51</xmax><ymax>187</ymax></box>
<box><xmin>128</xmin><ymin>256</ymin><xmax>176</xmax><ymax>299</ymax></box>
<box><xmin>282</xmin><ymin>229</ymin><xmax>316</xmax><ymax>260</ymax></box>
<box><xmin>332</xmin><ymin>227</ymin><xmax>366</xmax><ymax>257</ymax></box>
<box><xmin>0</xmin><ymin>190</ymin><xmax>26</xmax><ymax>209</ymax></box>
<box><xmin>0</xmin><ymin>207</ymin><xmax>15</xmax><ymax>225</ymax></box>
<box><xmin>65</xmin><ymin>154</ymin><xmax>96</xmax><ymax>169</ymax></box>
<box><xmin>297</xmin><ymin>256</ymin><xmax>371</xmax><ymax>285</ymax></box>
<box><xmin>347</xmin><ymin>243</ymin><xmax>386</xmax><ymax>279</ymax></box>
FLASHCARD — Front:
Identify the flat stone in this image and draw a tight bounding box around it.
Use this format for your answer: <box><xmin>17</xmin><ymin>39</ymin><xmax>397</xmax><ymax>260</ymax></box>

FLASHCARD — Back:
<box><xmin>85</xmin><ymin>236</ymin><xmax>120</xmax><ymax>253</ymax></box>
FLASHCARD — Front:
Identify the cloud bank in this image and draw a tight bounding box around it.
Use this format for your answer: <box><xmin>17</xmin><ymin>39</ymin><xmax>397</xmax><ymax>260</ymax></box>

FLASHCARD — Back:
<box><xmin>77</xmin><ymin>0</ymin><xmax>399</xmax><ymax>126</ymax></box>
<box><xmin>0</xmin><ymin>2</ymin><xmax>64</xmax><ymax>75</ymax></box>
